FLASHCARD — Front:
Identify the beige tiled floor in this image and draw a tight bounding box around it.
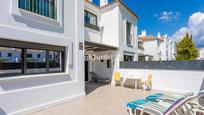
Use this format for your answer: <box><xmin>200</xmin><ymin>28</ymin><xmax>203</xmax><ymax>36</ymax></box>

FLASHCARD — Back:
<box><xmin>30</xmin><ymin>83</ymin><xmax>163</xmax><ymax>115</ymax></box>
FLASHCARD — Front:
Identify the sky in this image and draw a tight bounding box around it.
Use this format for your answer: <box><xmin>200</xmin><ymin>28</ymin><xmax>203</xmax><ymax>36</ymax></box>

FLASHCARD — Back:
<box><xmin>93</xmin><ymin>0</ymin><xmax>204</xmax><ymax>48</ymax></box>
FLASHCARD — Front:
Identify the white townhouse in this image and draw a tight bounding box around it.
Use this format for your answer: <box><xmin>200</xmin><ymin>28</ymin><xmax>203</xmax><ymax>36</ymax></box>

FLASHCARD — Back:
<box><xmin>84</xmin><ymin>0</ymin><xmax>138</xmax><ymax>82</ymax></box>
<box><xmin>138</xmin><ymin>30</ymin><xmax>176</xmax><ymax>61</ymax></box>
<box><xmin>198</xmin><ymin>47</ymin><xmax>204</xmax><ymax>60</ymax></box>
<box><xmin>0</xmin><ymin>0</ymin><xmax>85</xmax><ymax>115</ymax></box>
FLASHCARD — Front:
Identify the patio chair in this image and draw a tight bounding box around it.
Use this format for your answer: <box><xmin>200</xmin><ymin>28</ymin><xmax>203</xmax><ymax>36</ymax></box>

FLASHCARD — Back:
<box><xmin>89</xmin><ymin>72</ymin><xmax>110</xmax><ymax>83</ymax></box>
<box><xmin>140</xmin><ymin>74</ymin><xmax>152</xmax><ymax>91</ymax></box>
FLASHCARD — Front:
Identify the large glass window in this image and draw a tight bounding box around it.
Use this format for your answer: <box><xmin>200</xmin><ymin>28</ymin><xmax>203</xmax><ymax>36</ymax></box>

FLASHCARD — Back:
<box><xmin>19</xmin><ymin>0</ymin><xmax>57</xmax><ymax>20</ymax></box>
<box><xmin>49</xmin><ymin>51</ymin><xmax>62</xmax><ymax>72</ymax></box>
<box><xmin>0</xmin><ymin>39</ymin><xmax>65</xmax><ymax>77</ymax></box>
<box><xmin>26</xmin><ymin>49</ymin><xmax>46</xmax><ymax>74</ymax></box>
<box><xmin>126</xmin><ymin>22</ymin><xmax>132</xmax><ymax>45</ymax></box>
<box><xmin>0</xmin><ymin>47</ymin><xmax>22</xmax><ymax>76</ymax></box>
<box><xmin>85</xmin><ymin>10</ymin><xmax>97</xmax><ymax>26</ymax></box>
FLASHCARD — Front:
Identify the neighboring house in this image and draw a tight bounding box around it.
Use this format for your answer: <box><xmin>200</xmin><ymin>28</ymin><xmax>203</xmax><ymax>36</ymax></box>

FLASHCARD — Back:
<box><xmin>84</xmin><ymin>0</ymin><xmax>138</xmax><ymax>81</ymax></box>
<box><xmin>138</xmin><ymin>30</ymin><xmax>176</xmax><ymax>61</ymax></box>
<box><xmin>0</xmin><ymin>0</ymin><xmax>84</xmax><ymax>114</ymax></box>
<box><xmin>198</xmin><ymin>47</ymin><xmax>204</xmax><ymax>60</ymax></box>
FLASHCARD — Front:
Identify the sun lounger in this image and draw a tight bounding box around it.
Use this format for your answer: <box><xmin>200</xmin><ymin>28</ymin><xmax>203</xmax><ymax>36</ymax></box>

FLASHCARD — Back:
<box><xmin>127</xmin><ymin>92</ymin><xmax>201</xmax><ymax>115</ymax></box>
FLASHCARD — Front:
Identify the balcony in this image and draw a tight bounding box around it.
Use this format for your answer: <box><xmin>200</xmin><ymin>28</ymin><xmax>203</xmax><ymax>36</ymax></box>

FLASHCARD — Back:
<box><xmin>85</xmin><ymin>23</ymin><xmax>100</xmax><ymax>31</ymax></box>
<box><xmin>84</xmin><ymin>23</ymin><xmax>102</xmax><ymax>44</ymax></box>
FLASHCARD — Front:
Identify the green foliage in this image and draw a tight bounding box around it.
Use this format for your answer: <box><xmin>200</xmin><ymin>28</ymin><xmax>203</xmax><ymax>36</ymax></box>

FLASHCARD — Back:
<box><xmin>176</xmin><ymin>33</ymin><xmax>199</xmax><ymax>60</ymax></box>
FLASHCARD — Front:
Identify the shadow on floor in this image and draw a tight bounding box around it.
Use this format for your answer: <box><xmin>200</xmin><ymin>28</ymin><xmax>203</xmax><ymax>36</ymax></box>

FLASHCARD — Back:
<box><xmin>85</xmin><ymin>82</ymin><xmax>109</xmax><ymax>95</ymax></box>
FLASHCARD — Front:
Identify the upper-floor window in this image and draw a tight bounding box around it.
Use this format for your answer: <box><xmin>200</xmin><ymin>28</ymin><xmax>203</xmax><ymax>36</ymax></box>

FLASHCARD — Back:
<box><xmin>18</xmin><ymin>0</ymin><xmax>57</xmax><ymax>20</ymax></box>
<box><xmin>85</xmin><ymin>10</ymin><xmax>97</xmax><ymax>26</ymax></box>
<box><xmin>126</xmin><ymin>22</ymin><xmax>132</xmax><ymax>46</ymax></box>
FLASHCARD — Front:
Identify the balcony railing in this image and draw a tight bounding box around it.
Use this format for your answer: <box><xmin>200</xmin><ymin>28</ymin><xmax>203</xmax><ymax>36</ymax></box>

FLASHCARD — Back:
<box><xmin>85</xmin><ymin>23</ymin><xmax>100</xmax><ymax>31</ymax></box>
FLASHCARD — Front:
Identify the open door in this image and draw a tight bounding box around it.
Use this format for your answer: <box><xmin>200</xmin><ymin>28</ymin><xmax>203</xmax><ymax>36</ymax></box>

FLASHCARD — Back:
<box><xmin>85</xmin><ymin>61</ymin><xmax>89</xmax><ymax>82</ymax></box>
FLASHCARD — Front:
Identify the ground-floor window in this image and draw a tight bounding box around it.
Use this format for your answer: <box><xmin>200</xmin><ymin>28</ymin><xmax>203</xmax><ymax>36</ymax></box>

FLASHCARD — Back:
<box><xmin>26</xmin><ymin>49</ymin><xmax>46</xmax><ymax>74</ymax></box>
<box><xmin>0</xmin><ymin>39</ymin><xmax>65</xmax><ymax>77</ymax></box>
<box><xmin>0</xmin><ymin>47</ymin><xmax>22</xmax><ymax>76</ymax></box>
<box><xmin>124</xmin><ymin>55</ymin><xmax>134</xmax><ymax>61</ymax></box>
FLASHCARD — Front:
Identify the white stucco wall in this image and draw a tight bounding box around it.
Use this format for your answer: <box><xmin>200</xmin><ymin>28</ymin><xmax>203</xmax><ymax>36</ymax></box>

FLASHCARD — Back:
<box><xmin>0</xmin><ymin>0</ymin><xmax>85</xmax><ymax>114</ymax></box>
<box><xmin>100</xmin><ymin>4</ymin><xmax>120</xmax><ymax>48</ymax></box>
<box><xmin>143</xmin><ymin>40</ymin><xmax>158</xmax><ymax>60</ymax></box>
<box><xmin>199</xmin><ymin>48</ymin><xmax>204</xmax><ymax>60</ymax></box>
<box><xmin>85</xmin><ymin>27</ymin><xmax>102</xmax><ymax>43</ymax></box>
<box><xmin>120</xmin><ymin>69</ymin><xmax>204</xmax><ymax>93</ymax></box>
<box><xmin>142</xmin><ymin>38</ymin><xmax>176</xmax><ymax>61</ymax></box>
<box><xmin>160</xmin><ymin>39</ymin><xmax>168</xmax><ymax>60</ymax></box>
<box><xmin>118</xmin><ymin>3</ymin><xmax>138</xmax><ymax>61</ymax></box>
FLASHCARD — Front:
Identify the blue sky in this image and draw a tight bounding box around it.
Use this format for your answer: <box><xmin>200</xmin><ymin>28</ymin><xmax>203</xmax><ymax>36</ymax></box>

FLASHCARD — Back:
<box><xmin>93</xmin><ymin>0</ymin><xmax>204</xmax><ymax>48</ymax></box>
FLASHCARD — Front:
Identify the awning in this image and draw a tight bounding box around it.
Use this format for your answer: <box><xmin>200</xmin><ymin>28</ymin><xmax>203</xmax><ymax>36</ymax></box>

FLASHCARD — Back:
<box><xmin>85</xmin><ymin>41</ymin><xmax>118</xmax><ymax>52</ymax></box>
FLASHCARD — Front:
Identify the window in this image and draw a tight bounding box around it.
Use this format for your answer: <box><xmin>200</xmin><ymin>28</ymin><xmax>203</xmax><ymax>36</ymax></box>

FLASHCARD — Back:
<box><xmin>124</xmin><ymin>55</ymin><xmax>133</xmax><ymax>61</ymax></box>
<box><xmin>49</xmin><ymin>51</ymin><xmax>63</xmax><ymax>72</ymax></box>
<box><xmin>126</xmin><ymin>22</ymin><xmax>132</xmax><ymax>46</ymax></box>
<box><xmin>8</xmin><ymin>53</ymin><xmax>12</xmax><ymax>57</ymax></box>
<box><xmin>37</xmin><ymin>54</ymin><xmax>41</xmax><ymax>58</ymax></box>
<box><xmin>85</xmin><ymin>10</ymin><xmax>97</xmax><ymax>26</ymax></box>
<box><xmin>0</xmin><ymin>47</ymin><xmax>22</xmax><ymax>76</ymax></box>
<box><xmin>18</xmin><ymin>0</ymin><xmax>57</xmax><ymax>20</ymax></box>
<box><xmin>107</xmin><ymin>60</ymin><xmax>111</xmax><ymax>68</ymax></box>
<box><xmin>84</xmin><ymin>10</ymin><xmax>99</xmax><ymax>31</ymax></box>
<box><xmin>26</xmin><ymin>49</ymin><xmax>46</xmax><ymax>74</ymax></box>
<box><xmin>0</xmin><ymin>39</ymin><xmax>65</xmax><ymax>77</ymax></box>
<box><xmin>27</xmin><ymin>54</ymin><xmax>33</xmax><ymax>58</ymax></box>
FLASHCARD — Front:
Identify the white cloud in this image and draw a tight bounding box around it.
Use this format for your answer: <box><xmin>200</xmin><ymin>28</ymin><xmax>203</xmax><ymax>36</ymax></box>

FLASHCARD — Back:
<box><xmin>171</xmin><ymin>12</ymin><xmax>204</xmax><ymax>47</ymax></box>
<box><xmin>155</xmin><ymin>11</ymin><xmax>181</xmax><ymax>23</ymax></box>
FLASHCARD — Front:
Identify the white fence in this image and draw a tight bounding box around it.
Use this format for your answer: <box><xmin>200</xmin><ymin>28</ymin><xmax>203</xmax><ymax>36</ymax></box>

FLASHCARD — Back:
<box><xmin>119</xmin><ymin>69</ymin><xmax>204</xmax><ymax>93</ymax></box>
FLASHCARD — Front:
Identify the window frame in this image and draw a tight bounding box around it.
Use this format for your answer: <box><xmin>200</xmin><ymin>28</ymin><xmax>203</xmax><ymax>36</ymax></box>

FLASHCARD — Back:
<box><xmin>18</xmin><ymin>0</ymin><xmax>58</xmax><ymax>20</ymax></box>
<box><xmin>0</xmin><ymin>39</ymin><xmax>66</xmax><ymax>77</ymax></box>
<box><xmin>11</xmin><ymin>0</ymin><xmax>62</xmax><ymax>26</ymax></box>
<box><xmin>85</xmin><ymin>10</ymin><xmax>98</xmax><ymax>26</ymax></box>
<box><xmin>84</xmin><ymin>10</ymin><xmax>100</xmax><ymax>31</ymax></box>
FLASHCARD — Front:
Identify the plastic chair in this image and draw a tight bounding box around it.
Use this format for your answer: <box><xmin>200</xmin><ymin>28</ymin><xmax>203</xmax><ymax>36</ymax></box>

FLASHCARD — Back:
<box><xmin>141</xmin><ymin>74</ymin><xmax>152</xmax><ymax>91</ymax></box>
<box><xmin>114</xmin><ymin>72</ymin><xmax>122</xmax><ymax>86</ymax></box>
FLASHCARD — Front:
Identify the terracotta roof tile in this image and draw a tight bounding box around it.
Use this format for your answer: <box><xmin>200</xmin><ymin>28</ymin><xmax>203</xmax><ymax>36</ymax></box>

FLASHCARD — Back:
<box><xmin>139</xmin><ymin>36</ymin><xmax>166</xmax><ymax>41</ymax></box>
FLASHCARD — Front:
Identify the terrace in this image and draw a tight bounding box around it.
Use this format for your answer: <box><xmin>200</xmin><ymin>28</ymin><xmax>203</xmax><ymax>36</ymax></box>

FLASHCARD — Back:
<box><xmin>28</xmin><ymin>61</ymin><xmax>204</xmax><ymax>115</ymax></box>
<box><xmin>29</xmin><ymin>83</ymin><xmax>167</xmax><ymax>115</ymax></box>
